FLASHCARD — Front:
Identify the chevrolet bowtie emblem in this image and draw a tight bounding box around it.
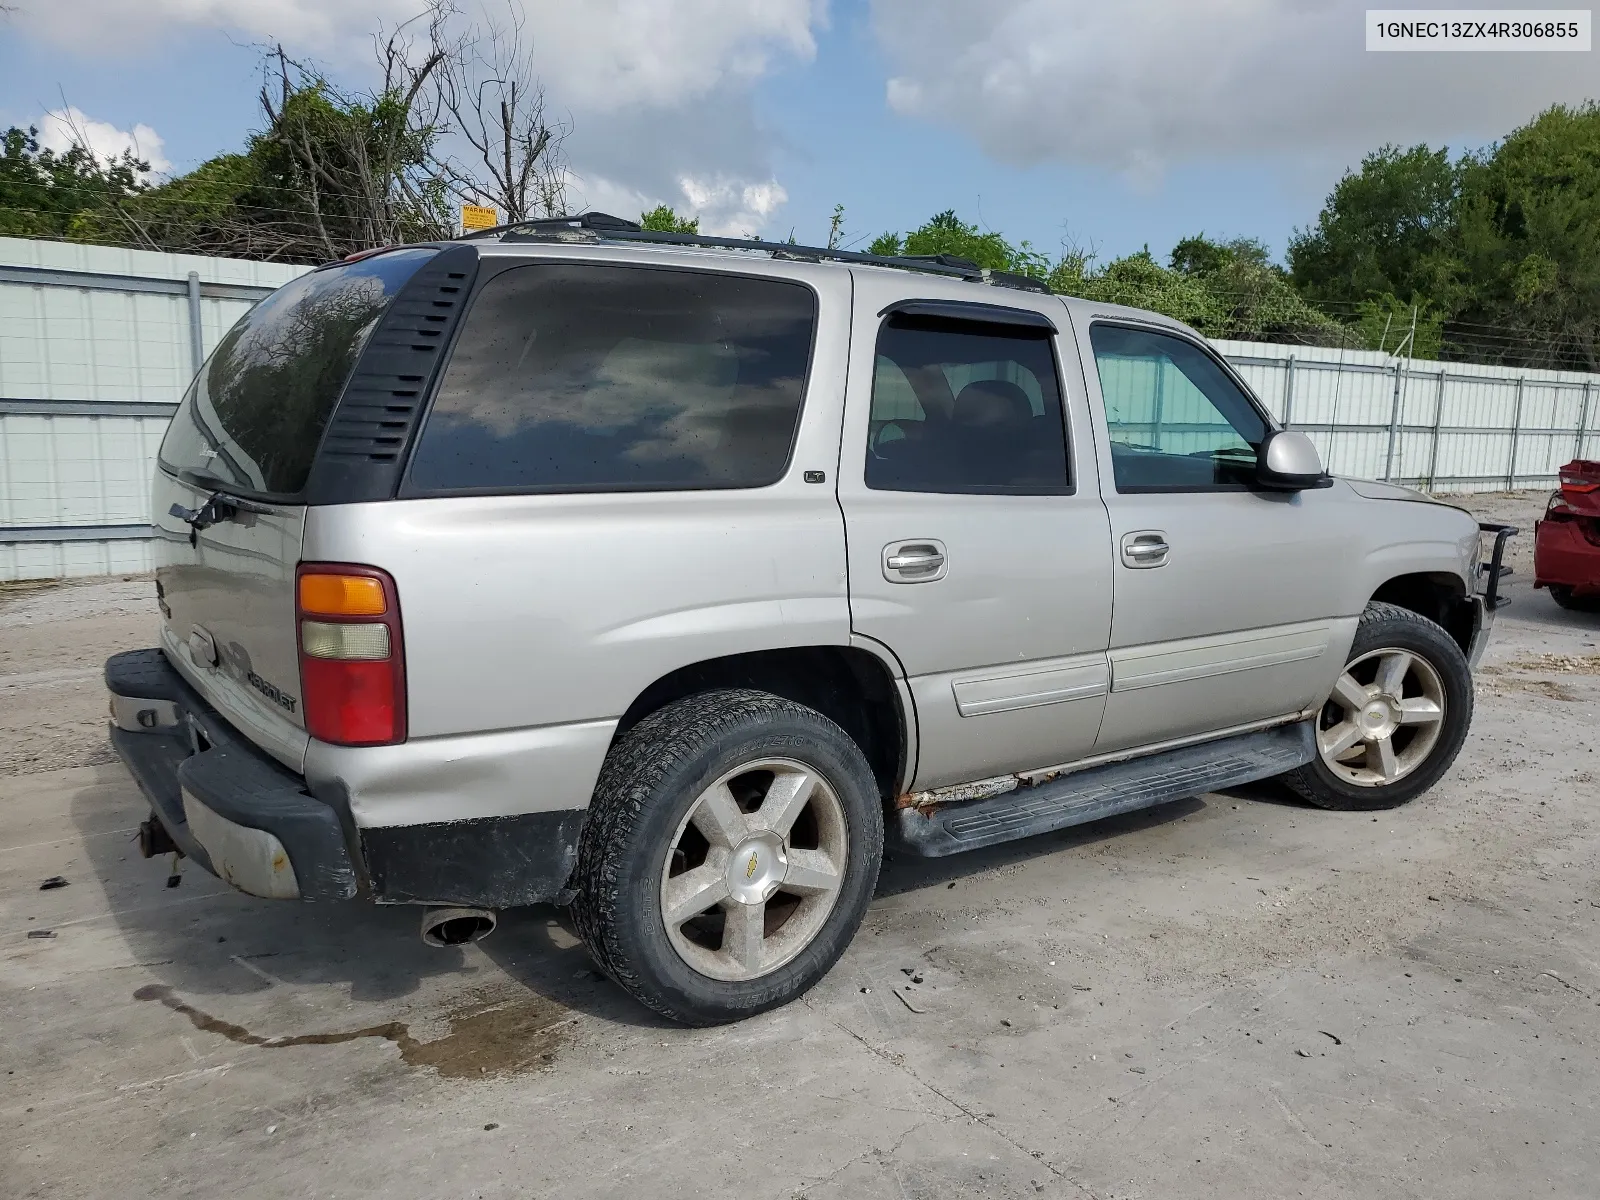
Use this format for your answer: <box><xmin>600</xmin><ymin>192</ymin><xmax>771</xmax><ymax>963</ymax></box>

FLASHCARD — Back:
<box><xmin>745</xmin><ymin>852</ymin><xmax>760</xmax><ymax>879</ymax></box>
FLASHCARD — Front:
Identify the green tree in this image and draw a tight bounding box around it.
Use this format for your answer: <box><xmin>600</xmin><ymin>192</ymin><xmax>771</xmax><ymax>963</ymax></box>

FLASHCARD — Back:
<box><xmin>825</xmin><ymin>202</ymin><xmax>845</xmax><ymax>249</ymax></box>
<box><xmin>1354</xmin><ymin>293</ymin><xmax>1446</xmax><ymax>359</ymax></box>
<box><xmin>866</xmin><ymin>231</ymin><xmax>902</xmax><ymax>256</ymax></box>
<box><xmin>639</xmin><ymin>204</ymin><xmax>699</xmax><ymax>233</ymax></box>
<box><xmin>1453</xmin><ymin>102</ymin><xmax>1600</xmax><ymax>371</ymax></box>
<box><xmin>865</xmin><ymin>210</ymin><xmax>1048</xmax><ymax>277</ymax></box>
<box><xmin>1170</xmin><ymin>233</ymin><xmax>1272</xmax><ymax>277</ymax></box>
<box><xmin>1051</xmin><ymin>249</ymin><xmax>1226</xmax><ymax>332</ymax></box>
<box><xmin>75</xmin><ymin>40</ymin><xmax>456</xmax><ymax>261</ymax></box>
<box><xmin>1054</xmin><ymin>236</ymin><xmax>1344</xmax><ymax>345</ymax></box>
<box><xmin>0</xmin><ymin>125</ymin><xmax>147</xmax><ymax>240</ymax></box>
<box><xmin>1287</xmin><ymin>144</ymin><xmax>1461</xmax><ymax>315</ymax></box>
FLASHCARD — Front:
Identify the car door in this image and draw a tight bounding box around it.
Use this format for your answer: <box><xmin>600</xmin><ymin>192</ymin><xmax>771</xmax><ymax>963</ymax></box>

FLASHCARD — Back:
<box><xmin>838</xmin><ymin>275</ymin><xmax>1113</xmax><ymax>793</ymax></box>
<box><xmin>1072</xmin><ymin>316</ymin><xmax>1359</xmax><ymax>754</ymax></box>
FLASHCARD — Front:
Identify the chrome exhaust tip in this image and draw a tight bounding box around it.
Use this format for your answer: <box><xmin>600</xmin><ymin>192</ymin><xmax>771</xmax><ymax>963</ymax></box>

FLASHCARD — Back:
<box><xmin>420</xmin><ymin>906</ymin><xmax>497</xmax><ymax>947</ymax></box>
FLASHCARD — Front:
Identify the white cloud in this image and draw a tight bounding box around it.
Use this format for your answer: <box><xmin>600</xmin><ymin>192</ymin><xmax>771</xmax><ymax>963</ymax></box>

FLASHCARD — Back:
<box><xmin>38</xmin><ymin>107</ymin><xmax>171</xmax><ymax>176</ymax></box>
<box><xmin>13</xmin><ymin>0</ymin><xmax>415</xmax><ymax>56</ymax></box>
<box><xmin>678</xmin><ymin>174</ymin><xmax>789</xmax><ymax>235</ymax></box>
<box><xmin>15</xmin><ymin>0</ymin><xmax>818</xmax><ymax>235</ymax></box>
<box><xmin>871</xmin><ymin>0</ymin><xmax>1600</xmax><ymax>177</ymax></box>
<box><xmin>564</xmin><ymin>172</ymin><xmax>658</xmax><ymax>224</ymax></box>
<box><xmin>521</xmin><ymin>0</ymin><xmax>822</xmax><ymax>111</ymax></box>
<box><xmin>17</xmin><ymin>0</ymin><xmax>821</xmax><ymax>111</ymax></box>
<box><xmin>565</xmin><ymin>170</ymin><xmax>790</xmax><ymax>237</ymax></box>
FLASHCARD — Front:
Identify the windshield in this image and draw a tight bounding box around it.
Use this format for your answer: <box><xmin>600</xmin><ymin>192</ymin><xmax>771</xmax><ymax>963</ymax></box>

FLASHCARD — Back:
<box><xmin>158</xmin><ymin>247</ymin><xmax>438</xmax><ymax>497</ymax></box>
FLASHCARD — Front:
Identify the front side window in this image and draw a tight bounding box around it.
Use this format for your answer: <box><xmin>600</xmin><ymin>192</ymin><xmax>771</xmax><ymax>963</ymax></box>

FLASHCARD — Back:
<box><xmin>866</xmin><ymin>316</ymin><xmax>1070</xmax><ymax>494</ymax></box>
<box><xmin>405</xmin><ymin>264</ymin><xmax>816</xmax><ymax>494</ymax></box>
<box><xmin>1089</xmin><ymin>324</ymin><xmax>1269</xmax><ymax>492</ymax></box>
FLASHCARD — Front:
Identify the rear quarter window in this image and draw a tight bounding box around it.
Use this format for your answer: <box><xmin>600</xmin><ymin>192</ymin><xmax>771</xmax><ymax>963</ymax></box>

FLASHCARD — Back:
<box><xmin>158</xmin><ymin>248</ymin><xmax>437</xmax><ymax>497</ymax></box>
<box><xmin>404</xmin><ymin>263</ymin><xmax>816</xmax><ymax>494</ymax></box>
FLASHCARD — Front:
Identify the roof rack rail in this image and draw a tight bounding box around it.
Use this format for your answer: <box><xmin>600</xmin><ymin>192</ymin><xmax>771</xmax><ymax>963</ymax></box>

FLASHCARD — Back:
<box><xmin>454</xmin><ymin>212</ymin><xmax>1053</xmax><ymax>294</ymax></box>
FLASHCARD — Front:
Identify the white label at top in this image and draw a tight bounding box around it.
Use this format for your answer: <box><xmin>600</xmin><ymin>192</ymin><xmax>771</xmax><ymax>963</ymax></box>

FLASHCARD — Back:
<box><xmin>1367</xmin><ymin>9</ymin><xmax>1591</xmax><ymax>49</ymax></box>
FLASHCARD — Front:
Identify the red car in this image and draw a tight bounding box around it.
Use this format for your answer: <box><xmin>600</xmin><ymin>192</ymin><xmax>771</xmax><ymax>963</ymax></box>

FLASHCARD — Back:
<box><xmin>1534</xmin><ymin>459</ymin><xmax>1600</xmax><ymax>611</ymax></box>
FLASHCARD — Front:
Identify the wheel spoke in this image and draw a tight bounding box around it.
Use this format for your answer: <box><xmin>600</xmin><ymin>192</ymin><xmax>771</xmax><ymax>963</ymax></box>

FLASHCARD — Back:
<box><xmin>1331</xmin><ymin>672</ymin><xmax>1370</xmax><ymax>713</ymax></box>
<box><xmin>1319</xmin><ymin>720</ymin><xmax>1364</xmax><ymax>759</ymax></box>
<box><xmin>752</xmin><ymin>768</ymin><xmax>816</xmax><ymax>837</ymax></box>
<box><xmin>662</xmin><ymin>864</ymin><xmax>729</xmax><ymax>927</ymax></box>
<box><xmin>721</xmin><ymin>900</ymin><xmax>766</xmax><ymax>972</ymax></box>
<box><xmin>1368</xmin><ymin>736</ymin><xmax>1399</xmax><ymax>780</ymax></box>
<box><xmin>1396</xmin><ymin>697</ymin><xmax>1443</xmax><ymax>725</ymax></box>
<box><xmin>1375</xmin><ymin>651</ymin><xmax>1412</xmax><ymax>698</ymax></box>
<box><xmin>782</xmin><ymin>848</ymin><xmax>841</xmax><ymax>896</ymax></box>
<box><xmin>690</xmin><ymin>782</ymin><xmax>749</xmax><ymax>850</ymax></box>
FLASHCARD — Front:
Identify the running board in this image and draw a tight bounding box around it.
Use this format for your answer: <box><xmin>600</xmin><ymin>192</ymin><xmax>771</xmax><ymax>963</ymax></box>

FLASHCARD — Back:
<box><xmin>895</xmin><ymin>721</ymin><xmax>1315</xmax><ymax>857</ymax></box>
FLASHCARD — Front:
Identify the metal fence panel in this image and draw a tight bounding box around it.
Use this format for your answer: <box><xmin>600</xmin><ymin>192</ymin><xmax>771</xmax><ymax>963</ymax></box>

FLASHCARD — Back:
<box><xmin>0</xmin><ymin>244</ymin><xmax>1597</xmax><ymax>580</ymax></box>
<box><xmin>0</xmin><ymin>237</ymin><xmax>303</xmax><ymax>579</ymax></box>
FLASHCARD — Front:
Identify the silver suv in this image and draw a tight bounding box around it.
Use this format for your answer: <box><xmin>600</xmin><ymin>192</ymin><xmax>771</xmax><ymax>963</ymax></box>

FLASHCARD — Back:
<box><xmin>106</xmin><ymin>214</ymin><xmax>1514</xmax><ymax>1024</ymax></box>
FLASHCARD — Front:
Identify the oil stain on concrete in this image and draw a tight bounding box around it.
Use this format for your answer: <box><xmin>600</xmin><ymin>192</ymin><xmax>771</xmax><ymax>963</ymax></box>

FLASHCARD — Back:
<box><xmin>134</xmin><ymin>984</ymin><xmax>571</xmax><ymax>1078</ymax></box>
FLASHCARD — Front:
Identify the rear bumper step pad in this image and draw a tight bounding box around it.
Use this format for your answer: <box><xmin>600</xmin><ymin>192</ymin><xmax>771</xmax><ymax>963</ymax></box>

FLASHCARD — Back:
<box><xmin>897</xmin><ymin>721</ymin><xmax>1315</xmax><ymax>857</ymax></box>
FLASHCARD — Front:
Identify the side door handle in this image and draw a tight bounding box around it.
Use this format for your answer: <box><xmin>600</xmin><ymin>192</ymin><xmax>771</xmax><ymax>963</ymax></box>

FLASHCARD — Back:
<box><xmin>1120</xmin><ymin>530</ymin><xmax>1170</xmax><ymax>568</ymax></box>
<box><xmin>883</xmin><ymin>540</ymin><xmax>947</xmax><ymax>583</ymax></box>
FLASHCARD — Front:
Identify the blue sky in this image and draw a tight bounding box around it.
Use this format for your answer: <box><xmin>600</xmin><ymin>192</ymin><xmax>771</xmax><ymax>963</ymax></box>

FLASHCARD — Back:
<box><xmin>3</xmin><ymin>1</ymin><xmax>1596</xmax><ymax>266</ymax></box>
<box><xmin>756</xmin><ymin>8</ymin><xmax>1309</xmax><ymax>260</ymax></box>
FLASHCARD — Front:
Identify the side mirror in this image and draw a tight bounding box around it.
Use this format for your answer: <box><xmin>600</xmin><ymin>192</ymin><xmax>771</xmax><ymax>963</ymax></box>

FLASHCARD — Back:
<box><xmin>1256</xmin><ymin>430</ymin><xmax>1331</xmax><ymax>491</ymax></box>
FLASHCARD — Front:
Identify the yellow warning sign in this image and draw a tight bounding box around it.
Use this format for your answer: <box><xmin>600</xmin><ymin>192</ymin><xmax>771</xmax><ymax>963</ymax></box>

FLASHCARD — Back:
<box><xmin>460</xmin><ymin>204</ymin><xmax>499</xmax><ymax>232</ymax></box>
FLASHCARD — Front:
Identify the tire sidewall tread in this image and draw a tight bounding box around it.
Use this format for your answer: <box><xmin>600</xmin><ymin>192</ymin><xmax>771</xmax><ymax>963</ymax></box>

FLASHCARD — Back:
<box><xmin>1285</xmin><ymin>601</ymin><xmax>1474</xmax><ymax>812</ymax></box>
<box><xmin>570</xmin><ymin>688</ymin><xmax>883</xmax><ymax>1026</ymax></box>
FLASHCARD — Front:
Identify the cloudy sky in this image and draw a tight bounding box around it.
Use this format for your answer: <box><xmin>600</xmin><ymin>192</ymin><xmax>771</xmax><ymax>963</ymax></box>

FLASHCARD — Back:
<box><xmin>2</xmin><ymin>1</ymin><xmax>1596</xmax><ymax>261</ymax></box>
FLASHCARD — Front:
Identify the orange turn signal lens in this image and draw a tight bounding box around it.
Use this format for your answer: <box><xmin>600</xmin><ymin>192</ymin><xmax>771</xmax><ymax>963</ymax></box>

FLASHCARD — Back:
<box><xmin>298</xmin><ymin>573</ymin><xmax>387</xmax><ymax>617</ymax></box>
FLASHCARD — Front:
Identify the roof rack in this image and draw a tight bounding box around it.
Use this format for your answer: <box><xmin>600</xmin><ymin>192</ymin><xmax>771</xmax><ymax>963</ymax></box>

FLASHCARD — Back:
<box><xmin>455</xmin><ymin>212</ymin><xmax>1052</xmax><ymax>294</ymax></box>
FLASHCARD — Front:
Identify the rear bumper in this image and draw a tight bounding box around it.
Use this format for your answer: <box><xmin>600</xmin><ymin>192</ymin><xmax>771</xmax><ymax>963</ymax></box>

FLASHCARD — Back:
<box><xmin>106</xmin><ymin>648</ymin><xmax>587</xmax><ymax>907</ymax></box>
<box><xmin>107</xmin><ymin>649</ymin><xmax>359</xmax><ymax>901</ymax></box>
<box><xmin>1534</xmin><ymin>513</ymin><xmax>1600</xmax><ymax>595</ymax></box>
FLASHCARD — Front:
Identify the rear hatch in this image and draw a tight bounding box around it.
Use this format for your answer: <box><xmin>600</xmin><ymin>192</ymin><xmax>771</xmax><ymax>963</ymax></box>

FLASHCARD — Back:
<box><xmin>152</xmin><ymin>247</ymin><xmax>441</xmax><ymax>770</ymax></box>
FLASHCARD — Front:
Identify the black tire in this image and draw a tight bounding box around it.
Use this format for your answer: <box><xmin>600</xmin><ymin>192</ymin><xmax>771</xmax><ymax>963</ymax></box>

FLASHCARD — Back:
<box><xmin>569</xmin><ymin>688</ymin><xmax>883</xmax><ymax>1025</ymax></box>
<box><xmin>1549</xmin><ymin>585</ymin><xmax>1600</xmax><ymax>613</ymax></box>
<box><xmin>1281</xmin><ymin>602</ymin><xmax>1473</xmax><ymax>812</ymax></box>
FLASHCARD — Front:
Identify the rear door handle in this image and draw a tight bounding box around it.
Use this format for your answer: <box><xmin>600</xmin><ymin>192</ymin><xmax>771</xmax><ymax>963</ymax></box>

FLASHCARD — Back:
<box><xmin>883</xmin><ymin>540</ymin><xmax>947</xmax><ymax>582</ymax></box>
<box><xmin>1121</xmin><ymin>531</ymin><xmax>1170</xmax><ymax>568</ymax></box>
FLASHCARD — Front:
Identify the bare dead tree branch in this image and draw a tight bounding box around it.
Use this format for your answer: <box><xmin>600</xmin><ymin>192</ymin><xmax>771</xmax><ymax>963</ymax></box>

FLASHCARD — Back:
<box><xmin>432</xmin><ymin>1</ymin><xmax>570</xmax><ymax>223</ymax></box>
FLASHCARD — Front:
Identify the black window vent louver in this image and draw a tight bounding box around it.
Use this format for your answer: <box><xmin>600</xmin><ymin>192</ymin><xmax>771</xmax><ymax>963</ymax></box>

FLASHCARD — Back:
<box><xmin>302</xmin><ymin>244</ymin><xmax>481</xmax><ymax>505</ymax></box>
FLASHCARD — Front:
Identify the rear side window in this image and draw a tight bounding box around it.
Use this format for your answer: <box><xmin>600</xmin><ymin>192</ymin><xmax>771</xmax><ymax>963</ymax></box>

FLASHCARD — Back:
<box><xmin>405</xmin><ymin>264</ymin><xmax>816</xmax><ymax>494</ymax></box>
<box><xmin>866</xmin><ymin>316</ymin><xmax>1070</xmax><ymax>494</ymax></box>
<box><xmin>158</xmin><ymin>248</ymin><xmax>437</xmax><ymax>497</ymax></box>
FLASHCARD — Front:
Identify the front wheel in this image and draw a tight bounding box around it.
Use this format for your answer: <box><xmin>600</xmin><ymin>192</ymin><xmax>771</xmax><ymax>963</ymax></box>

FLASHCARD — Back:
<box><xmin>570</xmin><ymin>689</ymin><xmax>883</xmax><ymax>1025</ymax></box>
<box><xmin>1281</xmin><ymin>602</ymin><xmax>1473</xmax><ymax>811</ymax></box>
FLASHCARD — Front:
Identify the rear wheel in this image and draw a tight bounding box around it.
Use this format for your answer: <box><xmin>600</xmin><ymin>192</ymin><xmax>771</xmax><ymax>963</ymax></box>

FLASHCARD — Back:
<box><xmin>570</xmin><ymin>689</ymin><xmax>883</xmax><ymax>1025</ymax></box>
<box><xmin>1282</xmin><ymin>602</ymin><xmax>1472</xmax><ymax>811</ymax></box>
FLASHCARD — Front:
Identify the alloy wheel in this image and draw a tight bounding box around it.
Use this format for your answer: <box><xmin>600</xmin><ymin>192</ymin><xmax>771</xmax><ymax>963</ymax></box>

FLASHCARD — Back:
<box><xmin>659</xmin><ymin>758</ymin><xmax>849</xmax><ymax>982</ymax></box>
<box><xmin>1316</xmin><ymin>647</ymin><xmax>1447</xmax><ymax>787</ymax></box>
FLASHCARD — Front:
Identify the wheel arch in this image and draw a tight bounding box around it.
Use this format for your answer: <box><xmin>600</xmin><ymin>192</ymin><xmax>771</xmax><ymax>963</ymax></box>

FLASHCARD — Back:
<box><xmin>1370</xmin><ymin>572</ymin><xmax>1474</xmax><ymax>656</ymax></box>
<box><xmin>613</xmin><ymin>645</ymin><xmax>911</xmax><ymax>803</ymax></box>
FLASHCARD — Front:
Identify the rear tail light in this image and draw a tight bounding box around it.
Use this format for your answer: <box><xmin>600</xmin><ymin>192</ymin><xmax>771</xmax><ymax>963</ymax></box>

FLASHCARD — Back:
<box><xmin>296</xmin><ymin>564</ymin><xmax>406</xmax><ymax>746</ymax></box>
<box><xmin>1560</xmin><ymin>461</ymin><xmax>1600</xmax><ymax>493</ymax></box>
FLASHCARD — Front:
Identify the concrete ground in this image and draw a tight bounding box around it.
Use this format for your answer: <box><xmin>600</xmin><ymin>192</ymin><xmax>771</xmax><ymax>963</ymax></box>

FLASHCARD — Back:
<box><xmin>3</xmin><ymin>492</ymin><xmax>1598</xmax><ymax>1200</ymax></box>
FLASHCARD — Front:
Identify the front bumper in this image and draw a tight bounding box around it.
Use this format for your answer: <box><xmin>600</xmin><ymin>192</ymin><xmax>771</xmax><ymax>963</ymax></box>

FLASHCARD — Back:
<box><xmin>106</xmin><ymin>649</ymin><xmax>359</xmax><ymax>901</ymax></box>
<box><xmin>1464</xmin><ymin>522</ymin><xmax>1518</xmax><ymax>671</ymax></box>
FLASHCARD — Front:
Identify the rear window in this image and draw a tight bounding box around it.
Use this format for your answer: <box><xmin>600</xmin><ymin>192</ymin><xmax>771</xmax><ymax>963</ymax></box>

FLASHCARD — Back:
<box><xmin>158</xmin><ymin>248</ymin><xmax>438</xmax><ymax>497</ymax></box>
<box><xmin>404</xmin><ymin>263</ymin><xmax>816</xmax><ymax>494</ymax></box>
